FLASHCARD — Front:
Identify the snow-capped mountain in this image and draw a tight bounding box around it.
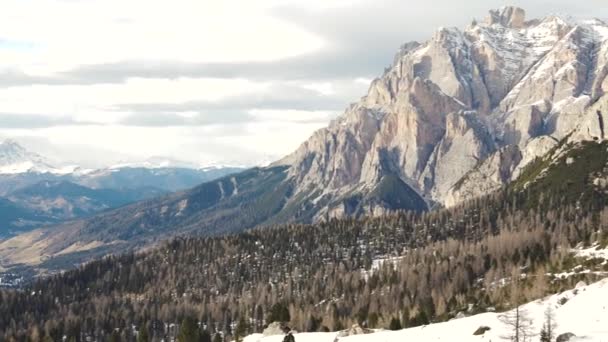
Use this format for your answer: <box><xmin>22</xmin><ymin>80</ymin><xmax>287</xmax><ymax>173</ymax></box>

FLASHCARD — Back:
<box><xmin>0</xmin><ymin>139</ymin><xmax>61</xmax><ymax>175</ymax></box>
<box><xmin>0</xmin><ymin>140</ymin><xmax>245</xmax><ymax>194</ymax></box>
<box><xmin>273</xmin><ymin>6</ymin><xmax>608</xmax><ymax>215</ymax></box>
<box><xmin>109</xmin><ymin>156</ymin><xmax>201</xmax><ymax>170</ymax></box>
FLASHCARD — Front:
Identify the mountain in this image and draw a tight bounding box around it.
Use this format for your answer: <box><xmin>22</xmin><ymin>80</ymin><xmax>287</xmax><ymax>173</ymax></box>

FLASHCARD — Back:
<box><xmin>3</xmin><ymin>6</ymin><xmax>608</xmax><ymax>272</ymax></box>
<box><xmin>278</xmin><ymin>7</ymin><xmax>608</xmax><ymax>212</ymax></box>
<box><xmin>0</xmin><ymin>197</ymin><xmax>54</xmax><ymax>237</ymax></box>
<box><xmin>0</xmin><ymin>140</ymin><xmax>243</xmax><ymax>238</ymax></box>
<box><xmin>7</xmin><ymin>180</ymin><xmax>166</xmax><ymax>221</ymax></box>
<box><xmin>74</xmin><ymin>165</ymin><xmax>245</xmax><ymax>193</ymax></box>
<box><xmin>0</xmin><ymin>140</ymin><xmax>244</xmax><ymax>194</ymax></box>
<box><xmin>0</xmin><ymin>180</ymin><xmax>166</xmax><ymax>238</ymax></box>
<box><xmin>1</xmin><ymin>174</ymin><xmax>606</xmax><ymax>340</ymax></box>
<box><xmin>0</xmin><ymin>139</ymin><xmax>59</xmax><ymax>175</ymax></box>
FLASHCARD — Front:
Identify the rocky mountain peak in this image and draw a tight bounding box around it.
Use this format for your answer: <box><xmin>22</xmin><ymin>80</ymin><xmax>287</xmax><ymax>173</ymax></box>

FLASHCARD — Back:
<box><xmin>486</xmin><ymin>6</ymin><xmax>527</xmax><ymax>28</ymax></box>
<box><xmin>0</xmin><ymin>139</ymin><xmax>27</xmax><ymax>155</ymax></box>
<box><xmin>0</xmin><ymin>139</ymin><xmax>56</xmax><ymax>174</ymax></box>
<box><xmin>276</xmin><ymin>7</ymin><xmax>608</xmax><ymax>215</ymax></box>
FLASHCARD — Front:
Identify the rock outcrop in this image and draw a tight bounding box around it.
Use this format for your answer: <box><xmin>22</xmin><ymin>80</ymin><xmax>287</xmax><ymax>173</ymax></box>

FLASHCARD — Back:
<box><xmin>275</xmin><ymin>6</ymin><xmax>608</xmax><ymax>212</ymax></box>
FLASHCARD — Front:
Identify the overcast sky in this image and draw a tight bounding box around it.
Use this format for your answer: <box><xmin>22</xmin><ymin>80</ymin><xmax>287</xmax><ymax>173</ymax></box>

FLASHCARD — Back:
<box><xmin>1</xmin><ymin>0</ymin><xmax>607</xmax><ymax>168</ymax></box>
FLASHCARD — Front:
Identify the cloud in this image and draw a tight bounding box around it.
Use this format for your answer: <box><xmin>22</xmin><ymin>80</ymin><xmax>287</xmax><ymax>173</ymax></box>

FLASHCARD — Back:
<box><xmin>0</xmin><ymin>69</ymin><xmax>68</xmax><ymax>87</ymax></box>
<box><xmin>119</xmin><ymin>112</ymin><xmax>257</xmax><ymax>127</ymax></box>
<box><xmin>116</xmin><ymin>82</ymin><xmax>359</xmax><ymax>118</ymax></box>
<box><xmin>11</xmin><ymin>0</ymin><xmax>607</xmax><ymax>89</ymax></box>
<box><xmin>0</xmin><ymin>113</ymin><xmax>86</xmax><ymax>128</ymax></box>
<box><xmin>1</xmin><ymin>0</ymin><xmax>608</xmax><ymax>167</ymax></box>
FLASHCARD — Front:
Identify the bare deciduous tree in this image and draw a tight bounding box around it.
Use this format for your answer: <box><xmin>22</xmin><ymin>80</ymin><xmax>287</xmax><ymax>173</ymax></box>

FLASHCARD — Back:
<box><xmin>500</xmin><ymin>305</ymin><xmax>535</xmax><ymax>342</ymax></box>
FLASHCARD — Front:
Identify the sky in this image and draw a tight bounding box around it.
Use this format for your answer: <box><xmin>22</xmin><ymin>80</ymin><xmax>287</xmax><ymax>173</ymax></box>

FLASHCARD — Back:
<box><xmin>0</xmin><ymin>0</ymin><xmax>607</xmax><ymax>168</ymax></box>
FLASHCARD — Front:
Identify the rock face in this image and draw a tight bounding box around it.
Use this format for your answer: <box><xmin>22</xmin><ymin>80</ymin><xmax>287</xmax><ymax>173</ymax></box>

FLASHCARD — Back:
<box><xmin>275</xmin><ymin>6</ymin><xmax>608</xmax><ymax>213</ymax></box>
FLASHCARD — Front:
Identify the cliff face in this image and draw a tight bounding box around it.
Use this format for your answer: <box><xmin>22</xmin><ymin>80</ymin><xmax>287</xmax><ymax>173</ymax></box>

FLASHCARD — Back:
<box><xmin>277</xmin><ymin>7</ymin><xmax>608</xmax><ymax>213</ymax></box>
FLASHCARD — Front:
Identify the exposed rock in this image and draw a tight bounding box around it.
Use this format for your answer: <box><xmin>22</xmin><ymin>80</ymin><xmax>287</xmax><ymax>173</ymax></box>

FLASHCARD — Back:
<box><xmin>510</xmin><ymin>136</ymin><xmax>559</xmax><ymax>180</ymax></box>
<box><xmin>262</xmin><ymin>322</ymin><xmax>286</xmax><ymax>337</ymax></box>
<box><xmin>336</xmin><ymin>324</ymin><xmax>373</xmax><ymax>338</ymax></box>
<box><xmin>275</xmin><ymin>8</ymin><xmax>608</xmax><ymax>215</ymax></box>
<box><xmin>486</xmin><ymin>7</ymin><xmax>526</xmax><ymax>29</ymax></box>
<box><xmin>556</xmin><ymin>332</ymin><xmax>577</xmax><ymax>342</ymax></box>
<box><xmin>473</xmin><ymin>326</ymin><xmax>491</xmax><ymax>335</ymax></box>
<box><xmin>444</xmin><ymin>145</ymin><xmax>521</xmax><ymax>207</ymax></box>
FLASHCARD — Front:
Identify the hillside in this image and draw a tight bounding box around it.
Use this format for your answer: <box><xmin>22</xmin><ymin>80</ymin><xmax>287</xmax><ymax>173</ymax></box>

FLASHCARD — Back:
<box><xmin>8</xmin><ymin>180</ymin><xmax>166</xmax><ymax>220</ymax></box>
<box><xmin>0</xmin><ymin>197</ymin><xmax>54</xmax><ymax>237</ymax></box>
<box><xmin>245</xmin><ymin>278</ymin><xmax>608</xmax><ymax>342</ymax></box>
<box><xmin>1</xmin><ymin>170</ymin><xmax>607</xmax><ymax>340</ymax></box>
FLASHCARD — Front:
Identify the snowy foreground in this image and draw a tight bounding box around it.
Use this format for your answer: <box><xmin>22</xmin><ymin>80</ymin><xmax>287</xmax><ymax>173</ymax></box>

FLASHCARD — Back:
<box><xmin>245</xmin><ymin>278</ymin><xmax>608</xmax><ymax>342</ymax></box>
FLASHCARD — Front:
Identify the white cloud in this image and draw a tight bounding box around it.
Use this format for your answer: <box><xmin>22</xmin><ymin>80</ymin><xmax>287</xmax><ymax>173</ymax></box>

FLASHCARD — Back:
<box><xmin>0</xmin><ymin>0</ymin><xmax>326</xmax><ymax>73</ymax></box>
<box><xmin>0</xmin><ymin>0</ymin><xmax>606</xmax><ymax>168</ymax></box>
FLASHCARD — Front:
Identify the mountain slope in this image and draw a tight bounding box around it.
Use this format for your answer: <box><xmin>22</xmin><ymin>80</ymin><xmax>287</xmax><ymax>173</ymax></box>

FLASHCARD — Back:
<box><xmin>0</xmin><ymin>197</ymin><xmax>54</xmax><ymax>237</ymax></box>
<box><xmin>0</xmin><ymin>140</ymin><xmax>245</xmax><ymax>194</ymax></box>
<box><xmin>8</xmin><ymin>180</ymin><xmax>166</xmax><ymax>220</ymax></box>
<box><xmin>1</xmin><ymin>174</ymin><xmax>606</xmax><ymax>340</ymax></box>
<box><xmin>245</xmin><ymin>278</ymin><xmax>608</xmax><ymax>342</ymax></box>
<box><xmin>0</xmin><ymin>166</ymin><xmax>295</xmax><ymax>268</ymax></box>
<box><xmin>75</xmin><ymin>165</ymin><xmax>245</xmax><ymax>193</ymax></box>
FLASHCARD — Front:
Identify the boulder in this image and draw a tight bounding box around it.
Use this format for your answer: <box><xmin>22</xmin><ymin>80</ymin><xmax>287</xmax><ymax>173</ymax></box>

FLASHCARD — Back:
<box><xmin>473</xmin><ymin>326</ymin><xmax>491</xmax><ymax>336</ymax></box>
<box><xmin>263</xmin><ymin>322</ymin><xmax>286</xmax><ymax>337</ymax></box>
<box><xmin>455</xmin><ymin>312</ymin><xmax>466</xmax><ymax>319</ymax></box>
<box><xmin>556</xmin><ymin>332</ymin><xmax>576</xmax><ymax>342</ymax></box>
<box><xmin>336</xmin><ymin>324</ymin><xmax>373</xmax><ymax>338</ymax></box>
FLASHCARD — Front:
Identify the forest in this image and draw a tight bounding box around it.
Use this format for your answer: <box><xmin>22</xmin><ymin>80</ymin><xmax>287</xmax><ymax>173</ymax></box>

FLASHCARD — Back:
<box><xmin>1</xmin><ymin>184</ymin><xmax>607</xmax><ymax>341</ymax></box>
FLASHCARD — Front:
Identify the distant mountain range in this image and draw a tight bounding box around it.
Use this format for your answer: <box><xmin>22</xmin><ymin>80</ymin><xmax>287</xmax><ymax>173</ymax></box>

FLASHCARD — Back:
<box><xmin>0</xmin><ymin>139</ymin><xmax>245</xmax><ymax>195</ymax></box>
<box><xmin>3</xmin><ymin>6</ymin><xmax>608</xmax><ymax>274</ymax></box>
<box><xmin>0</xmin><ymin>140</ymin><xmax>244</xmax><ymax>237</ymax></box>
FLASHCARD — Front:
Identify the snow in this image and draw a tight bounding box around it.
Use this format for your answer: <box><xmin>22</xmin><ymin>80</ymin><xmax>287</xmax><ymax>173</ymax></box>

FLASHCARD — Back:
<box><xmin>361</xmin><ymin>256</ymin><xmax>405</xmax><ymax>280</ymax></box>
<box><xmin>245</xmin><ymin>278</ymin><xmax>608</xmax><ymax>342</ymax></box>
<box><xmin>109</xmin><ymin>156</ymin><xmax>199</xmax><ymax>170</ymax></box>
<box><xmin>575</xmin><ymin>245</ymin><xmax>608</xmax><ymax>264</ymax></box>
<box><xmin>579</xmin><ymin>19</ymin><xmax>608</xmax><ymax>41</ymax></box>
<box><xmin>469</xmin><ymin>15</ymin><xmax>566</xmax><ymax>87</ymax></box>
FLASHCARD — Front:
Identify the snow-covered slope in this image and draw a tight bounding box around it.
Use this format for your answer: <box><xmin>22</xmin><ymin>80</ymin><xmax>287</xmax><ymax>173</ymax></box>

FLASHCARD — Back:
<box><xmin>0</xmin><ymin>139</ymin><xmax>59</xmax><ymax>174</ymax></box>
<box><xmin>245</xmin><ymin>278</ymin><xmax>608</xmax><ymax>342</ymax></box>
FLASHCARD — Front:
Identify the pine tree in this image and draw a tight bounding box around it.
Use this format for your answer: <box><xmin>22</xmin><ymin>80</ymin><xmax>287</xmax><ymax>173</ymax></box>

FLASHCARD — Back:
<box><xmin>178</xmin><ymin>317</ymin><xmax>200</xmax><ymax>342</ymax></box>
<box><xmin>541</xmin><ymin>306</ymin><xmax>557</xmax><ymax>342</ymax></box>
<box><xmin>540</xmin><ymin>324</ymin><xmax>549</xmax><ymax>342</ymax></box>
<box><xmin>137</xmin><ymin>323</ymin><xmax>149</xmax><ymax>342</ymax></box>
<box><xmin>388</xmin><ymin>317</ymin><xmax>402</xmax><ymax>331</ymax></box>
<box><xmin>234</xmin><ymin>316</ymin><xmax>250</xmax><ymax>342</ymax></box>
<box><xmin>201</xmin><ymin>330</ymin><xmax>212</xmax><ymax>342</ymax></box>
<box><xmin>267</xmin><ymin>303</ymin><xmax>290</xmax><ymax>324</ymax></box>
